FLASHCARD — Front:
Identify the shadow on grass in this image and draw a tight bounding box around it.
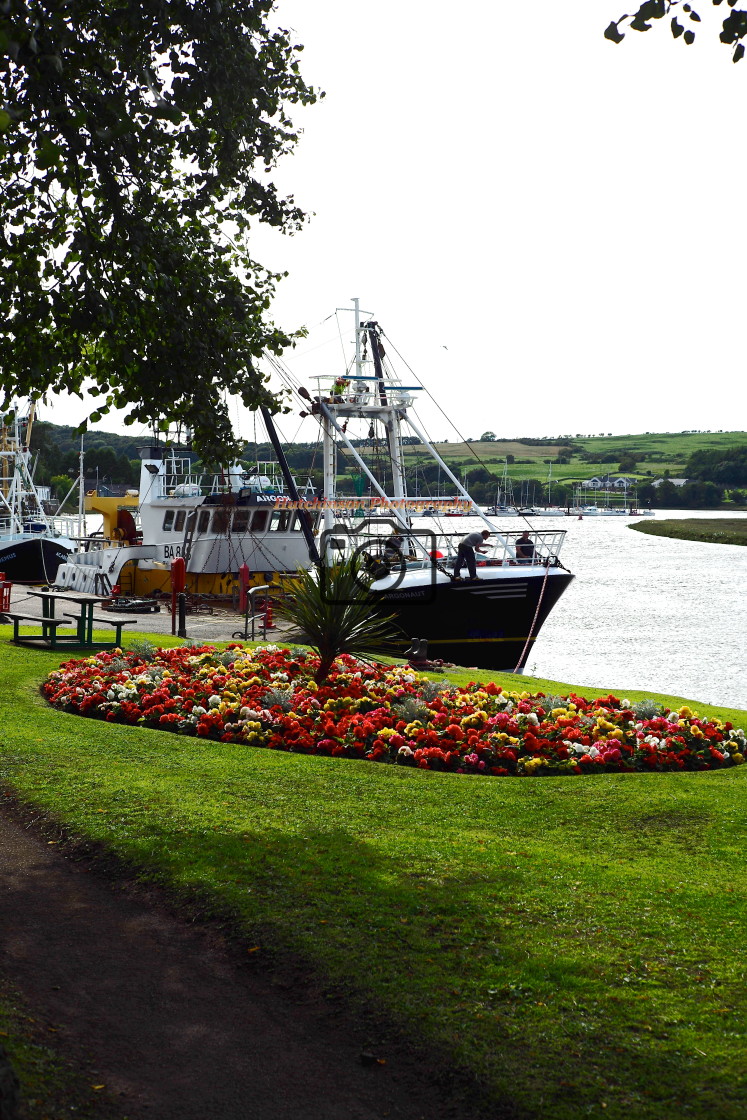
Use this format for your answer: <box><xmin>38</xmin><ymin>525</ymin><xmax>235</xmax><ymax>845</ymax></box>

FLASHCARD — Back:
<box><xmin>53</xmin><ymin>808</ymin><xmax>741</xmax><ymax>1120</ymax></box>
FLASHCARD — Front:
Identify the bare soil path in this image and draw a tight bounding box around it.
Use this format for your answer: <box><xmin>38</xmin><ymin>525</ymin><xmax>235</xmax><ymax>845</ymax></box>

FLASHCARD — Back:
<box><xmin>0</xmin><ymin>801</ymin><xmax>484</xmax><ymax>1120</ymax></box>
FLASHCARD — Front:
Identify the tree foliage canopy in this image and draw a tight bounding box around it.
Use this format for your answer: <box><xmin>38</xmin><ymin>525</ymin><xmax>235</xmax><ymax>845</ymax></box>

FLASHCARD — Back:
<box><xmin>0</xmin><ymin>0</ymin><xmax>319</xmax><ymax>461</ymax></box>
<box><xmin>685</xmin><ymin>444</ymin><xmax>747</xmax><ymax>484</ymax></box>
<box><xmin>606</xmin><ymin>0</ymin><xmax>747</xmax><ymax>62</ymax></box>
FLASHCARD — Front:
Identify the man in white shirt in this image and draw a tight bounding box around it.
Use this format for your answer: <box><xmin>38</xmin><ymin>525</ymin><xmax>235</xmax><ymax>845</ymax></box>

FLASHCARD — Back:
<box><xmin>453</xmin><ymin>530</ymin><xmax>490</xmax><ymax>580</ymax></box>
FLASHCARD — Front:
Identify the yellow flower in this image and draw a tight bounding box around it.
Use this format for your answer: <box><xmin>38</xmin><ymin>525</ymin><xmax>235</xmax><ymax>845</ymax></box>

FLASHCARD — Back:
<box><xmin>732</xmin><ymin>753</ymin><xmax>744</xmax><ymax>765</ymax></box>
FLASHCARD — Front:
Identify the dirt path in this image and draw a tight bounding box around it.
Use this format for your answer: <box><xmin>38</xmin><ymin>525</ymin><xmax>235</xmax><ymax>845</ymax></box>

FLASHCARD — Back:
<box><xmin>0</xmin><ymin>803</ymin><xmax>485</xmax><ymax>1120</ymax></box>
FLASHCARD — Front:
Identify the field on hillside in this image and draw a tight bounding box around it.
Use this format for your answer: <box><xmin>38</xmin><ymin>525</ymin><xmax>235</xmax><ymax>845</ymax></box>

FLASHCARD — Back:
<box><xmin>399</xmin><ymin>431</ymin><xmax>747</xmax><ymax>485</ymax></box>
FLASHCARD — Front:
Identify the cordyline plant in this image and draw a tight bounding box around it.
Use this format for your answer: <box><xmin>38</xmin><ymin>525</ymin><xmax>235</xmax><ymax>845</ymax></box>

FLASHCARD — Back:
<box><xmin>276</xmin><ymin>555</ymin><xmax>403</xmax><ymax>684</ymax></box>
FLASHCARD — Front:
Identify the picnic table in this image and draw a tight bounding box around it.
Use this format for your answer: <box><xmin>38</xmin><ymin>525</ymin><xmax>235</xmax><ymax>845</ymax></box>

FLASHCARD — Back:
<box><xmin>7</xmin><ymin>591</ymin><xmax>138</xmax><ymax>650</ymax></box>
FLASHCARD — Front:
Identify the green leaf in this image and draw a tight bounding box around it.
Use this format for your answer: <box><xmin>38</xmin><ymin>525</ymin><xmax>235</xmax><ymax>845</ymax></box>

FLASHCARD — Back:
<box><xmin>672</xmin><ymin>17</ymin><xmax>685</xmax><ymax>36</ymax></box>
<box><xmin>684</xmin><ymin>28</ymin><xmax>696</xmax><ymax>42</ymax></box>
<box><xmin>34</xmin><ymin>139</ymin><xmax>61</xmax><ymax>170</ymax></box>
<box><xmin>604</xmin><ymin>20</ymin><xmax>626</xmax><ymax>42</ymax></box>
<box><xmin>0</xmin><ymin>108</ymin><xmax>10</xmax><ymax>133</ymax></box>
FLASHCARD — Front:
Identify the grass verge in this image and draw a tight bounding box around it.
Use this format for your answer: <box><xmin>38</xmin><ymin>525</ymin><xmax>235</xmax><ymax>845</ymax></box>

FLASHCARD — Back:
<box><xmin>1</xmin><ymin>628</ymin><xmax>747</xmax><ymax>1119</ymax></box>
<box><xmin>629</xmin><ymin>518</ymin><xmax>747</xmax><ymax>546</ymax></box>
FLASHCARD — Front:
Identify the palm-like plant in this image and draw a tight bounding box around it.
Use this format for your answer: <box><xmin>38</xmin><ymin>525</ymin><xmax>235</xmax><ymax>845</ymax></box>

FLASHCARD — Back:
<box><xmin>276</xmin><ymin>555</ymin><xmax>404</xmax><ymax>684</ymax></box>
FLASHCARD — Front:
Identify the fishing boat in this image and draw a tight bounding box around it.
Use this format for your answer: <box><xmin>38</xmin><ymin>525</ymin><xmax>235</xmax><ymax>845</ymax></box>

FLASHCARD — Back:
<box><xmin>56</xmin><ymin>300</ymin><xmax>574</xmax><ymax>670</ymax></box>
<box><xmin>0</xmin><ymin>406</ymin><xmax>79</xmax><ymax>583</ymax></box>
<box><xmin>55</xmin><ymin>453</ymin><xmax>320</xmax><ymax>598</ymax></box>
<box><xmin>283</xmin><ymin>300</ymin><xmax>575</xmax><ymax>671</ymax></box>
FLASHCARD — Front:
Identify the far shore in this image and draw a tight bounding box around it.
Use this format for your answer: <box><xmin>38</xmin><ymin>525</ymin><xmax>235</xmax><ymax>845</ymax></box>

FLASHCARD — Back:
<box><xmin>629</xmin><ymin>518</ymin><xmax>747</xmax><ymax>546</ymax></box>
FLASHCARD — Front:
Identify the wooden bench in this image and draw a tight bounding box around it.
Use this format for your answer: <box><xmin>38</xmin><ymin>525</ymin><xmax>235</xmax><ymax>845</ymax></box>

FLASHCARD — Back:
<box><xmin>63</xmin><ymin>614</ymin><xmax>138</xmax><ymax>647</ymax></box>
<box><xmin>6</xmin><ymin>613</ymin><xmax>73</xmax><ymax>649</ymax></box>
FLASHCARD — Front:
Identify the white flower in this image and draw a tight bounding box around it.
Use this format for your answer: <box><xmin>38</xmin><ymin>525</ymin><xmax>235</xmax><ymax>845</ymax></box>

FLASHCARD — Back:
<box><xmin>208</xmin><ymin>695</ymin><xmax>221</xmax><ymax>708</ymax></box>
<box><xmin>192</xmin><ymin>705</ymin><xmax>206</xmax><ymax>716</ymax></box>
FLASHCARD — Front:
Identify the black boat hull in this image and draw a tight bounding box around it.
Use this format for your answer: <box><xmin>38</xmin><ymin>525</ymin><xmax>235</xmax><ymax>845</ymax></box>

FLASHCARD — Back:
<box><xmin>382</xmin><ymin>569</ymin><xmax>574</xmax><ymax>671</ymax></box>
<box><xmin>0</xmin><ymin>537</ymin><xmax>73</xmax><ymax>585</ymax></box>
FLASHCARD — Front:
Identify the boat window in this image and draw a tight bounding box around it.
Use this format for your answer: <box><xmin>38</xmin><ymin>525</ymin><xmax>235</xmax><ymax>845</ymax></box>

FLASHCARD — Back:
<box><xmin>197</xmin><ymin>510</ymin><xmax>210</xmax><ymax>533</ymax></box>
<box><xmin>271</xmin><ymin>510</ymin><xmax>291</xmax><ymax>532</ymax></box>
<box><xmin>250</xmin><ymin>509</ymin><xmax>269</xmax><ymax>533</ymax></box>
<box><xmin>174</xmin><ymin>510</ymin><xmax>186</xmax><ymax>532</ymax></box>
<box><xmin>232</xmin><ymin>509</ymin><xmax>250</xmax><ymax>533</ymax></box>
<box><xmin>211</xmin><ymin>507</ymin><xmax>231</xmax><ymax>534</ymax></box>
<box><xmin>185</xmin><ymin>511</ymin><xmax>197</xmax><ymax>533</ymax></box>
<box><xmin>162</xmin><ymin>510</ymin><xmax>175</xmax><ymax>531</ymax></box>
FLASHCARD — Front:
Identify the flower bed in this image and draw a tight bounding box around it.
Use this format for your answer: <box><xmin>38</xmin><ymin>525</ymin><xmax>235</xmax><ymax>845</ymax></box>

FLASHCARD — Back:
<box><xmin>42</xmin><ymin>644</ymin><xmax>746</xmax><ymax>777</ymax></box>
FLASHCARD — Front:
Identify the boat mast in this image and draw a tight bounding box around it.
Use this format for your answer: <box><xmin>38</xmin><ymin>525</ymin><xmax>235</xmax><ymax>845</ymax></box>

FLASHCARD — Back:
<box><xmin>363</xmin><ymin>318</ymin><xmax>407</xmax><ymax>509</ymax></box>
<box><xmin>78</xmin><ymin>437</ymin><xmax>85</xmax><ymax>537</ymax></box>
<box><xmin>260</xmin><ymin>406</ymin><xmax>321</xmax><ymax>566</ymax></box>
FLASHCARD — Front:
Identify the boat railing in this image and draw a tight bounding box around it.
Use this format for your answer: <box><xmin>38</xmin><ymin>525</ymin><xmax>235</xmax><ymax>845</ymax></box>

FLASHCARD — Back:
<box><xmin>313</xmin><ymin>375</ymin><xmax>417</xmax><ymax>409</ymax></box>
<box><xmin>346</xmin><ymin>527</ymin><xmax>567</xmax><ymax>570</ymax></box>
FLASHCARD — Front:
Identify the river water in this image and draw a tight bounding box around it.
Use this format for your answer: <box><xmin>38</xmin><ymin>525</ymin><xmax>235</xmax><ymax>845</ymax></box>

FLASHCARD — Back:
<box><xmin>480</xmin><ymin>509</ymin><xmax>747</xmax><ymax>710</ymax></box>
<box><xmin>85</xmin><ymin>508</ymin><xmax>745</xmax><ymax>709</ymax></box>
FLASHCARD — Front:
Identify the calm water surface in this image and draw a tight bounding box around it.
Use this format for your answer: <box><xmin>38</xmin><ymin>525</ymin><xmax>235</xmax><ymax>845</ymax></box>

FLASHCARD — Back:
<box><xmin>86</xmin><ymin>509</ymin><xmax>745</xmax><ymax>709</ymax></box>
<box><xmin>490</xmin><ymin>510</ymin><xmax>747</xmax><ymax>710</ymax></box>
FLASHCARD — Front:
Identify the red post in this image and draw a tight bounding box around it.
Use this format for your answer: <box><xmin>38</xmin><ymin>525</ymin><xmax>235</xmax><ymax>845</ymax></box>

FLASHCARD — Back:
<box><xmin>0</xmin><ymin>573</ymin><xmax>10</xmax><ymax>613</ymax></box>
<box><xmin>170</xmin><ymin>557</ymin><xmax>186</xmax><ymax>635</ymax></box>
<box><xmin>238</xmin><ymin>563</ymin><xmax>250</xmax><ymax>614</ymax></box>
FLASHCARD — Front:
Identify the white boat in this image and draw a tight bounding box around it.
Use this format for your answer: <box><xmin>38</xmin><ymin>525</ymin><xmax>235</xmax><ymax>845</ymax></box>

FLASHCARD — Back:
<box><xmin>55</xmin><ymin>454</ymin><xmax>319</xmax><ymax>598</ymax></box>
<box><xmin>0</xmin><ymin>406</ymin><xmax>79</xmax><ymax>584</ymax></box>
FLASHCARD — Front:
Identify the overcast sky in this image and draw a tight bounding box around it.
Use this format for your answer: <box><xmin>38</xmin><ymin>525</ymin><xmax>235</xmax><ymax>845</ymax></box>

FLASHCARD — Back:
<box><xmin>47</xmin><ymin>1</ymin><xmax>746</xmax><ymax>445</ymax></box>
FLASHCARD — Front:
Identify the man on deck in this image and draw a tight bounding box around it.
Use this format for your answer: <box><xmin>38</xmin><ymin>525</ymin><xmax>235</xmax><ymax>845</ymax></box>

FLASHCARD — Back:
<box><xmin>453</xmin><ymin>530</ymin><xmax>490</xmax><ymax>581</ymax></box>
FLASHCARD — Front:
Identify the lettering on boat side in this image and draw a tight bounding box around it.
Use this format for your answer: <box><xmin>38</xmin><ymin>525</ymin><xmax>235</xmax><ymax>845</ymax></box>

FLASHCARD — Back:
<box><xmin>274</xmin><ymin>496</ymin><xmax>472</xmax><ymax>513</ymax></box>
<box><xmin>163</xmin><ymin>545</ymin><xmax>184</xmax><ymax>559</ymax></box>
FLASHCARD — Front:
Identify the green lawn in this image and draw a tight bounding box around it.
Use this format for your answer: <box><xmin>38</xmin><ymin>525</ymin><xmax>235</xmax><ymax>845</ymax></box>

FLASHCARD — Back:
<box><xmin>630</xmin><ymin>519</ymin><xmax>747</xmax><ymax>546</ymax></box>
<box><xmin>2</xmin><ymin>629</ymin><xmax>747</xmax><ymax>1119</ymax></box>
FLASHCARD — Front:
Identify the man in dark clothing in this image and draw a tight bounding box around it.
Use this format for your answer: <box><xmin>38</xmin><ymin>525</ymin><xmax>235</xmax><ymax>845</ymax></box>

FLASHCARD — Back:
<box><xmin>383</xmin><ymin>531</ymin><xmax>405</xmax><ymax>567</ymax></box>
<box><xmin>516</xmin><ymin>531</ymin><xmax>535</xmax><ymax>564</ymax></box>
<box><xmin>453</xmin><ymin>529</ymin><xmax>490</xmax><ymax>580</ymax></box>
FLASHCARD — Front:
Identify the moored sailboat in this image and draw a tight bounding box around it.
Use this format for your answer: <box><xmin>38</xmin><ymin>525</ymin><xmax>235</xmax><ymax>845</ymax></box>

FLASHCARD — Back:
<box><xmin>0</xmin><ymin>405</ymin><xmax>78</xmax><ymax>583</ymax></box>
